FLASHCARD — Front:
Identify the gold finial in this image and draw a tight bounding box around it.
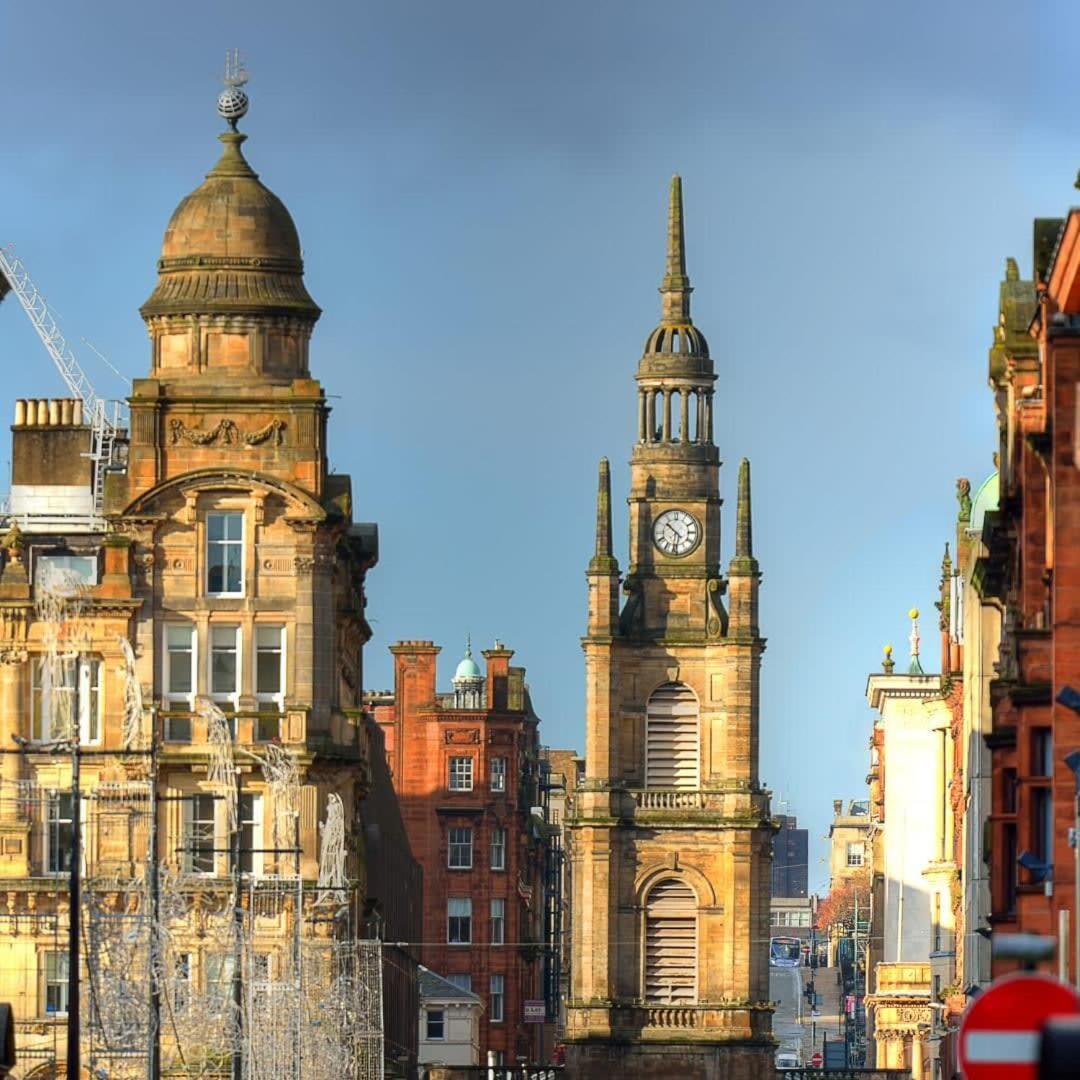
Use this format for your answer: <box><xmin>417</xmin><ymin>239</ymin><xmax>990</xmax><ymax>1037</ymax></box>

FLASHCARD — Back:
<box><xmin>908</xmin><ymin>607</ymin><xmax>919</xmax><ymax>620</ymax></box>
<box><xmin>883</xmin><ymin>644</ymin><xmax>893</xmax><ymax>656</ymax></box>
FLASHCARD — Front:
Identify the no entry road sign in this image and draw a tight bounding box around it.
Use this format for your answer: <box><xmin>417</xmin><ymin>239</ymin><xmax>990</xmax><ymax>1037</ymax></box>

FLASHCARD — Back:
<box><xmin>809</xmin><ymin>1051</ymin><xmax>823</xmax><ymax>1068</ymax></box>
<box><xmin>959</xmin><ymin>972</ymin><xmax>1080</xmax><ymax>1079</ymax></box>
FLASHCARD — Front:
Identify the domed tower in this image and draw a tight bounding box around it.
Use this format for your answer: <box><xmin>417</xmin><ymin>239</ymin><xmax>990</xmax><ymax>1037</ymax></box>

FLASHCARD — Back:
<box><xmin>120</xmin><ymin>68</ymin><xmax>331</xmax><ymax>508</ymax></box>
<box><xmin>451</xmin><ymin>636</ymin><xmax>485</xmax><ymax>708</ymax></box>
<box><xmin>567</xmin><ymin>177</ymin><xmax>773</xmax><ymax>1078</ymax></box>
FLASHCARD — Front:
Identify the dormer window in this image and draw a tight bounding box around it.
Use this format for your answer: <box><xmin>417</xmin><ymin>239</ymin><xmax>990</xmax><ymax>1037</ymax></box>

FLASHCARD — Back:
<box><xmin>206</xmin><ymin>512</ymin><xmax>243</xmax><ymax>596</ymax></box>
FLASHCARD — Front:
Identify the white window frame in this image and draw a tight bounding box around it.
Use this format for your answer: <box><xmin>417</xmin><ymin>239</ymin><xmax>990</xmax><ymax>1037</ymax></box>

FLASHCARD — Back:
<box><xmin>449</xmin><ymin>756</ymin><xmax>474</xmax><ymax>792</ymax></box>
<box><xmin>426</xmin><ymin>1008</ymin><xmax>446</xmax><ymax>1041</ymax></box>
<box><xmin>447</xmin><ymin>897</ymin><xmax>472</xmax><ymax>944</ymax></box>
<box><xmin>846</xmin><ymin>842</ymin><xmax>865</xmax><ymax>868</ymax></box>
<box><xmin>173</xmin><ymin>952</ymin><xmax>191</xmax><ymax>1011</ymax></box>
<box><xmin>490</xmin><ymin>973</ymin><xmax>505</xmax><ymax>1023</ymax></box>
<box><xmin>254</xmin><ymin>625</ymin><xmax>286</xmax><ymax>712</ymax></box>
<box><xmin>205</xmin><ymin>953</ymin><xmax>236</xmax><ymax>1014</ymax></box>
<box><xmin>43</xmin><ymin>950</ymin><xmax>69</xmax><ymax>1016</ymax></box>
<box><xmin>44</xmin><ymin>790</ymin><xmax>74</xmax><ymax>877</ymax></box>
<box><xmin>235</xmin><ymin>791</ymin><xmax>264</xmax><ymax>878</ymax></box>
<box><xmin>210</xmin><ymin>625</ymin><xmax>242</xmax><ymax>712</ymax></box>
<box><xmin>183</xmin><ymin>792</ymin><xmax>218</xmax><ymax>875</ymax></box>
<box><xmin>490</xmin><ymin>757</ymin><xmax>507</xmax><ymax>793</ymax></box>
<box><xmin>206</xmin><ymin>511</ymin><xmax>245</xmax><ymax>597</ymax></box>
<box><xmin>490</xmin><ymin>898</ymin><xmax>505</xmax><ymax>944</ymax></box>
<box><xmin>31</xmin><ymin>656</ymin><xmax>102</xmax><ymax>744</ymax></box>
<box><xmin>164</xmin><ymin>624</ymin><xmax>197</xmax><ymax>739</ymax></box>
<box><xmin>448</xmin><ymin>826</ymin><xmax>473</xmax><ymax>869</ymax></box>
<box><xmin>490</xmin><ymin>827</ymin><xmax>506</xmax><ymax>871</ymax></box>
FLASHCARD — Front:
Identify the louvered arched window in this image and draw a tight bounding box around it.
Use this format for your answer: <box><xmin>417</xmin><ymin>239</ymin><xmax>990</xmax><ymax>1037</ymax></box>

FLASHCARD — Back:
<box><xmin>644</xmin><ymin>879</ymin><xmax>697</xmax><ymax>1003</ymax></box>
<box><xmin>645</xmin><ymin>683</ymin><xmax>699</xmax><ymax>788</ymax></box>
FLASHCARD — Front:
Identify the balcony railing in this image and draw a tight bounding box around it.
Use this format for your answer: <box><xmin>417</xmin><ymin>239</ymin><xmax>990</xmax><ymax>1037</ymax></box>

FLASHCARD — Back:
<box><xmin>630</xmin><ymin>789</ymin><xmax>706</xmax><ymax>811</ymax></box>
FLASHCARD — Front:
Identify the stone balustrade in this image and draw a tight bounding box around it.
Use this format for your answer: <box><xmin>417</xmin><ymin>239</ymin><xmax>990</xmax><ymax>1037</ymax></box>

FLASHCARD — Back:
<box><xmin>631</xmin><ymin>789</ymin><xmax>706</xmax><ymax>811</ymax></box>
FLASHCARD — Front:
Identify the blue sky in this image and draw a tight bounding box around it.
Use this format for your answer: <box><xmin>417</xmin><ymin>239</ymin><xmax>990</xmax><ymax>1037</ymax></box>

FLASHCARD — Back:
<box><xmin>1</xmin><ymin>1</ymin><xmax>1074</xmax><ymax>889</ymax></box>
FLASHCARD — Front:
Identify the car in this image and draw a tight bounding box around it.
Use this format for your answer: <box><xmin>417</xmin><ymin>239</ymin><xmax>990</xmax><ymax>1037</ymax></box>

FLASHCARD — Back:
<box><xmin>775</xmin><ymin>1049</ymin><xmax>801</xmax><ymax>1070</ymax></box>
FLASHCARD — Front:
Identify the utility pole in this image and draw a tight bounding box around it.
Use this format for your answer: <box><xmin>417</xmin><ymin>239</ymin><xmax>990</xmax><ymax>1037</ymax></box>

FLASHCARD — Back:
<box><xmin>231</xmin><ymin>802</ymin><xmax>243</xmax><ymax>1080</ymax></box>
<box><xmin>67</xmin><ymin>736</ymin><xmax>81</xmax><ymax>1080</ymax></box>
<box><xmin>148</xmin><ymin>730</ymin><xmax>161</xmax><ymax>1080</ymax></box>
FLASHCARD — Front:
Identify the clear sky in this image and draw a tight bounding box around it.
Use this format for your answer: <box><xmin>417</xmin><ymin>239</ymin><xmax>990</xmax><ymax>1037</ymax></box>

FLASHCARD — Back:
<box><xmin>1</xmin><ymin>0</ymin><xmax>1076</xmax><ymax>889</ymax></box>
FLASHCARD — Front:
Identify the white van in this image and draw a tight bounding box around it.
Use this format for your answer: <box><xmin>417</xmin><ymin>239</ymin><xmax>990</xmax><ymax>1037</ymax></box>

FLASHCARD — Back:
<box><xmin>775</xmin><ymin>1048</ymin><xmax>801</xmax><ymax>1070</ymax></box>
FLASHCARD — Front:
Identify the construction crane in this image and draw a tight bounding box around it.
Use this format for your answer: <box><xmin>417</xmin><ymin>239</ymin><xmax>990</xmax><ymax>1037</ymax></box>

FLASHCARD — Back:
<box><xmin>0</xmin><ymin>246</ymin><xmax>128</xmax><ymax>524</ymax></box>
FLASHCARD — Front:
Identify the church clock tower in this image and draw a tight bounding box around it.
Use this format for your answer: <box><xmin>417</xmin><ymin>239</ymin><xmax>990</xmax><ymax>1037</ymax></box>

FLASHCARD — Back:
<box><xmin>566</xmin><ymin>178</ymin><xmax>774</xmax><ymax>1079</ymax></box>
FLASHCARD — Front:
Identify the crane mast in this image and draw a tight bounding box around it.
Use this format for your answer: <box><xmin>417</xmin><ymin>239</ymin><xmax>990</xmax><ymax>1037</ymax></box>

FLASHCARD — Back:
<box><xmin>0</xmin><ymin>246</ymin><xmax>127</xmax><ymax>525</ymax></box>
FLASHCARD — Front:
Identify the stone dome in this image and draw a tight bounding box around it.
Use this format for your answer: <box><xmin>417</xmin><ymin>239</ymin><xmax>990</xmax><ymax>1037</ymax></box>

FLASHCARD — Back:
<box><xmin>141</xmin><ymin>132</ymin><xmax>319</xmax><ymax>320</ymax></box>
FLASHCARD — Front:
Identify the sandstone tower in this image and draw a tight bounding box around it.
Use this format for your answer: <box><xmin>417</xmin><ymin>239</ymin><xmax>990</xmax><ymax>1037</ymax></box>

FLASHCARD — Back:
<box><xmin>565</xmin><ymin>178</ymin><xmax>774</xmax><ymax>1079</ymax></box>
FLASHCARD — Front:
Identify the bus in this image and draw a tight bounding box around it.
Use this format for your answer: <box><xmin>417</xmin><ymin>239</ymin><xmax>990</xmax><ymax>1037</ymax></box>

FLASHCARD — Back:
<box><xmin>769</xmin><ymin>935</ymin><xmax>802</xmax><ymax>968</ymax></box>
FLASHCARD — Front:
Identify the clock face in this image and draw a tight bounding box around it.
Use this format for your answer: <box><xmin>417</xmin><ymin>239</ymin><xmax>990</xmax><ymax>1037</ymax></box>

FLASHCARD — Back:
<box><xmin>652</xmin><ymin>509</ymin><xmax>700</xmax><ymax>557</ymax></box>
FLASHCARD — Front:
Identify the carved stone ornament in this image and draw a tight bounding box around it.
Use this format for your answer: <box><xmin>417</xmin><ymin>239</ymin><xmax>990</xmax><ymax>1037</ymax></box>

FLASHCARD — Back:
<box><xmin>0</xmin><ymin>648</ymin><xmax>27</xmax><ymax>666</ymax></box>
<box><xmin>445</xmin><ymin>729</ymin><xmax>481</xmax><ymax>745</ymax></box>
<box><xmin>170</xmin><ymin>417</ymin><xmax>286</xmax><ymax>447</ymax></box>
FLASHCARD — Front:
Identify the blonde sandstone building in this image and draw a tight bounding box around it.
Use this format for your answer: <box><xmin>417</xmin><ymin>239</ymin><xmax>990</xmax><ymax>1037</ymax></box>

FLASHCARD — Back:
<box><xmin>565</xmin><ymin>178</ymin><xmax>774</xmax><ymax>1079</ymax></box>
<box><xmin>0</xmin><ymin>81</ymin><xmax>404</xmax><ymax>1076</ymax></box>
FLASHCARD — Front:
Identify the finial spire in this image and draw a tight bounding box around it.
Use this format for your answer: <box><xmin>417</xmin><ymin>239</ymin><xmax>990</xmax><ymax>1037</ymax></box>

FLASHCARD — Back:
<box><xmin>660</xmin><ymin>175</ymin><xmax>692</xmax><ymax>323</ymax></box>
<box><xmin>736</xmin><ymin>458</ymin><xmax>753</xmax><ymax>559</ymax></box>
<box><xmin>217</xmin><ymin>49</ymin><xmax>250</xmax><ymax>132</ymax></box>
<box><xmin>882</xmin><ymin>644</ymin><xmax>895</xmax><ymax>675</ymax></box>
<box><xmin>589</xmin><ymin>458</ymin><xmax>617</xmax><ymax>574</ymax></box>
<box><xmin>908</xmin><ymin>608</ymin><xmax>925</xmax><ymax>675</ymax></box>
<box><xmin>465</xmin><ymin>633</ymin><xmax>473</xmax><ymax>658</ymax></box>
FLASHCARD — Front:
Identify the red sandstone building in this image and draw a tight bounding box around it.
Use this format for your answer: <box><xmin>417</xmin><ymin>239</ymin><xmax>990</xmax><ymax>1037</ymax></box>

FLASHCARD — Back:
<box><xmin>368</xmin><ymin>639</ymin><xmax>550</xmax><ymax>1065</ymax></box>
<box><xmin>979</xmin><ymin>215</ymin><xmax>1080</xmax><ymax>977</ymax></box>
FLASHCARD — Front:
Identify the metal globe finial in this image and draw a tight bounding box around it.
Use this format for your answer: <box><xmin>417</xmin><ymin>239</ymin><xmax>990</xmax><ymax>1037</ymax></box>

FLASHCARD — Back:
<box><xmin>217</xmin><ymin>48</ymin><xmax>250</xmax><ymax>130</ymax></box>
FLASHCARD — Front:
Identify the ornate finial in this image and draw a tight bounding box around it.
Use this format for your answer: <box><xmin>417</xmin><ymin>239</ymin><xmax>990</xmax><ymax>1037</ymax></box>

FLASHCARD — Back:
<box><xmin>660</xmin><ymin>175</ymin><xmax>692</xmax><ymax>323</ymax></box>
<box><xmin>729</xmin><ymin>458</ymin><xmax>759</xmax><ymax>579</ymax></box>
<box><xmin>937</xmin><ymin>543</ymin><xmax>953</xmax><ymax>631</ymax></box>
<box><xmin>465</xmin><ymin>633</ymin><xmax>473</xmax><ymax>659</ymax></box>
<box><xmin>882</xmin><ymin>644</ymin><xmax>895</xmax><ymax>675</ymax></box>
<box><xmin>590</xmin><ymin>458</ymin><xmax>618</xmax><ymax>574</ymax></box>
<box><xmin>956</xmin><ymin>478</ymin><xmax>972</xmax><ymax>523</ymax></box>
<box><xmin>736</xmin><ymin>458</ymin><xmax>753</xmax><ymax>559</ymax></box>
<box><xmin>217</xmin><ymin>49</ymin><xmax>250</xmax><ymax>131</ymax></box>
<box><xmin>1006</xmin><ymin>257</ymin><xmax>1020</xmax><ymax>282</ymax></box>
<box><xmin>908</xmin><ymin>609</ymin><xmax>924</xmax><ymax>675</ymax></box>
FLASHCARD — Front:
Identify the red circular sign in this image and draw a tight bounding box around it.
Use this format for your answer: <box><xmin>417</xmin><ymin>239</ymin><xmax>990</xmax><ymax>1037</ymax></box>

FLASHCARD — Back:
<box><xmin>959</xmin><ymin>973</ymin><xmax>1080</xmax><ymax>1080</ymax></box>
<box><xmin>810</xmin><ymin>1051</ymin><xmax>823</xmax><ymax>1067</ymax></box>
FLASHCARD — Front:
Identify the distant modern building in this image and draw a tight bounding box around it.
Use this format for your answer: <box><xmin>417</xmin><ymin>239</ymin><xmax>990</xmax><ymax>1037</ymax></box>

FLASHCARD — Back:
<box><xmin>417</xmin><ymin>965</ymin><xmax>484</xmax><ymax>1071</ymax></box>
<box><xmin>772</xmin><ymin>814</ymin><xmax>808</xmax><ymax>898</ymax></box>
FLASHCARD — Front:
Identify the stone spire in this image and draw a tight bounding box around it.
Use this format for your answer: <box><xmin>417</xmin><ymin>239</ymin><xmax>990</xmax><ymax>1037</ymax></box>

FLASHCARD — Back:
<box><xmin>660</xmin><ymin>175</ymin><xmax>692</xmax><ymax>324</ymax></box>
<box><xmin>729</xmin><ymin>459</ymin><xmax>758</xmax><ymax>577</ymax></box>
<box><xmin>590</xmin><ymin>458</ymin><xmax>618</xmax><ymax>574</ymax></box>
<box><xmin>586</xmin><ymin>458</ymin><xmax>620</xmax><ymax>638</ymax></box>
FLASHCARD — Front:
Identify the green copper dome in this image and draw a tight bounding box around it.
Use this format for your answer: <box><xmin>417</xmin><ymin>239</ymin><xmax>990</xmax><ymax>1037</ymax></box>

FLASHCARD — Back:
<box><xmin>453</xmin><ymin>637</ymin><xmax>482</xmax><ymax>681</ymax></box>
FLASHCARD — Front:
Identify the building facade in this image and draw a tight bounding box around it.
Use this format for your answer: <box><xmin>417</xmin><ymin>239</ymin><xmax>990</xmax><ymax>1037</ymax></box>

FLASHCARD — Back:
<box><xmin>863</xmin><ymin>618</ymin><xmax>955</xmax><ymax>1078</ymax></box>
<box><xmin>772</xmin><ymin>814</ymin><xmax>808</xmax><ymax>899</ymax></box>
<box><xmin>976</xmin><ymin>232</ymin><xmax>1080</xmax><ymax>983</ymax></box>
<box><xmin>565</xmin><ymin>178</ymin><xmax>773</xmax><ymax>1079</ymax></box>
<box><xmin>0</xmin><ymin>85</ymin><xmax>387</xmax><ymax>1075</ymax></box>
<box><xmin>369</xmin><ymin>639</ymin><xmax>549</xmax><ymax>1066</ymax></box>
<box><xmin>828</xmin><ymin>800</ymin><xmax>871</xmax><ymax>889</ymax></box>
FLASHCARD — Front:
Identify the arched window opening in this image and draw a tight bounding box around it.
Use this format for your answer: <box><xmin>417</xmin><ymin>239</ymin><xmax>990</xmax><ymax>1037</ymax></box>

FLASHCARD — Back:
<box><xmin>644</xmin><ymin>879</ymin><xmax>697</xmax><ymax>1004</ymax></box>
<box><xmin>687</xmin><ymin>391</ymin><xmax>698</xmax><ymax>442</ymax></box>
<box><xmin>646</xmin><ymin>683</ymin><xmax>699</xmax><ymax>788</ymax></box>
<box><xmin>669</xmin><ymin>390</ymin><xmax>681</xmax><ymax>441</ymax></box>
